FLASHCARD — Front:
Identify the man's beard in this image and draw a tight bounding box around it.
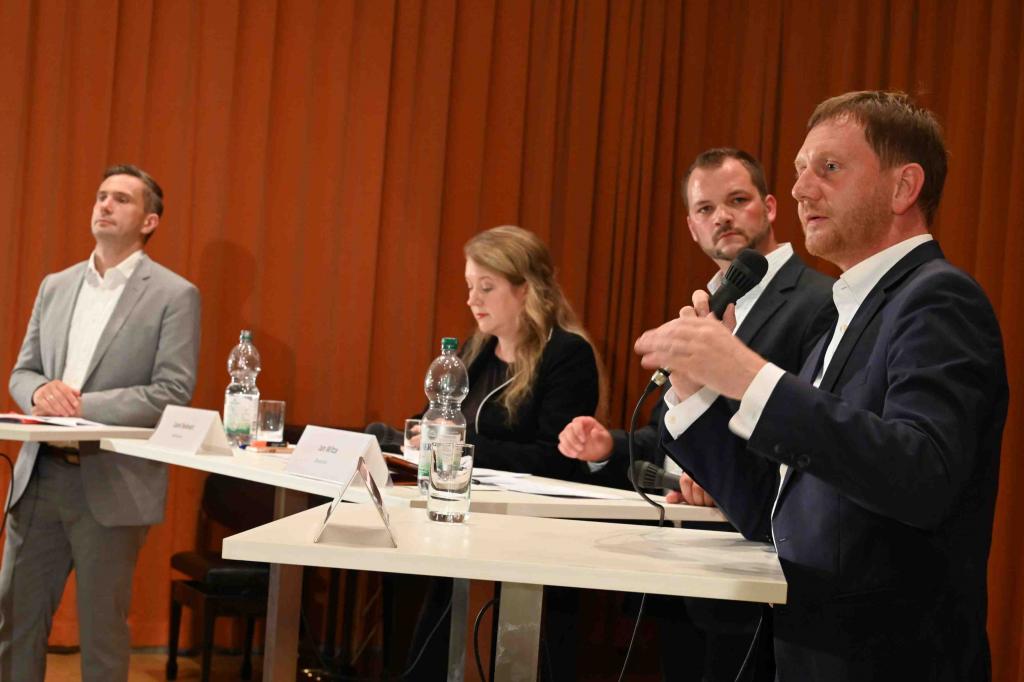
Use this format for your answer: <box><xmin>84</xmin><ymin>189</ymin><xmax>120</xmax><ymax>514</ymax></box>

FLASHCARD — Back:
<box><xmin>708</xmin><ymin>219</ymin><xmax>772</xmax><ymax>261</ymax></box>
<box><xmin>805</xmin><ymin>184</ymin><xmax>890</xmax><ymax>263</ymax></box>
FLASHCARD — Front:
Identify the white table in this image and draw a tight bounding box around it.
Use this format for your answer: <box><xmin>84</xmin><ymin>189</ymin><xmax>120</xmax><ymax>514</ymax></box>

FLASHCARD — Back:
<box><xmin>224</xmin><ymin>503</ymin><xmax>786</xmax><ymax>682</ymax></box>
<box><xmin>100</xmin><ymin>437</ymin><xmax>728</xmax><ymax>681</ymax></box>
<box><xmin>352</xmin><ymin>475</ymin><xmax>727</xmax><ymax>522</ymax></box>
<box><xmin>98</xmin><ymin>439</ymin><xmax>341</xmax><ymax>497</ymax></box>
<box><xmin>0</xmin><ymin>423</ymin><xmax>152</xmax><ymax>442</ymax></box>
<box><xmin>100</xmin><ymin>437</ymin><xmax>726</xmax><ymax>523</ymax></box>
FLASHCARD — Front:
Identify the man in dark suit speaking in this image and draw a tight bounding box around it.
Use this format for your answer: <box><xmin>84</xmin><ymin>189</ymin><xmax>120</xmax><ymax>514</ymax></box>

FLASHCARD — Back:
<box><xmin>636</xmin><ymin>91</ymin><xmax>1008</xmax><ymax>681</ymax></box>
<box><xmin>559</xmin><ymin>148</ymin><xmax>834</xmax><ymax>681</ymax></box>
<box><xmin>558</xmin><ymin>148</ymin><xmax>834</xmax><ymax>500</ymax></box>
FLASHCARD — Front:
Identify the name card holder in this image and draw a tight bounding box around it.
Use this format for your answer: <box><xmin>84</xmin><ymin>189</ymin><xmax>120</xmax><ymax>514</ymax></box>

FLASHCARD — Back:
<box><xmin>285</xmin><ymin>425</ymin><xmax>391</xmax><ymax>489</ymax></box>
<box><xmin>314</xmin><ymin>457</ymin><xmax>397</xmax><ymax>548</ymax></box>
<box><xmin>148</xmin><ymin>406</ymin><xmax>233</xmax><ymax>455</ymax></box>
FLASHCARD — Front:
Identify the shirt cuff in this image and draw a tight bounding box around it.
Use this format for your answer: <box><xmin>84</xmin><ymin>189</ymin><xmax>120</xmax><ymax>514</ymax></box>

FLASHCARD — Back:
<box><xmin>728</xmin><ymin>363</ymin><xmax>786</xmax><ymax>440</ymax></box>
<box><xmin>586</xmin><ymin>459</ymin><xmax>610</xmax><ymax>473</ymax></box>
<box><xmin>663</xmin><ymin>386</ymin><xmax>720</xmax><ymax>439</ymax></box>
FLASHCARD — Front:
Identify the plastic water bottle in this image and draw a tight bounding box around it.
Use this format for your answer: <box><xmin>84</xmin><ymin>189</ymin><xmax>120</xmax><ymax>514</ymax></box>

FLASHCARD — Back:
<box><xmin>418</xmin><ymin>337</ymin><xmax>469</xmax><ymax>493</ymax></box>
<box><xmin>223</xmin><ymin>329</ymin><xmax>262</xmax><ymax>446</ymax></box>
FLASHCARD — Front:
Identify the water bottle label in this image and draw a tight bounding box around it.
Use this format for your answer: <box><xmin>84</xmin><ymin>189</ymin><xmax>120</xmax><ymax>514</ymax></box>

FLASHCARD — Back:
<box><xmin>435</xmin><ymin>427</ymin><xmax>465</xmax><ymax>445</ymax></box>
<box><xmin>224</xmin><ymin>395</ymin><xmax>258</xmax><ymax>438</ymax></box>
<box><xmin>418</xmin><ymin>424</ymin><xmax>466</xmax><ymax>477</ymax></box>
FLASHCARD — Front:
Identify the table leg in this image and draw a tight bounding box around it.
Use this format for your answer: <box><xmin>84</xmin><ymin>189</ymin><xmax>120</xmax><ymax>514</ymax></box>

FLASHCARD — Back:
<box><xmin>447</xmin><ymin>578</ymin><xmax>470</xmax><ymax>681</ymax></box>
<box><xmin>263</xmin><ymin>487</ymin><xmax>307</xmax><ymax>682</ymax></box>
<box><xmin>493</xmin><ymin>582</ymin><xmax>543</xmax><ymax>682</ymax></box>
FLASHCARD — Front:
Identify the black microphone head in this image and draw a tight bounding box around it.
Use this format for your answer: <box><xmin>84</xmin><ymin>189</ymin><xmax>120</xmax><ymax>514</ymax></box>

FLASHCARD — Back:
<box><xmin>723</xmin><ymin>248</ymin><xmax>769</xmax><ymax>295</ymax></box>
<box><xmin>631</xmin><ymin>460</ymin><xmax>662</xmax><ymax>490</ymax></box>
<box><xmin>709</xmin><ymin>248</ymin><xmax>769</xmax><ymax>317</ymax></box>
<box><xmin>630</xmin><ymin>460</ymin><xmax>649</xmax><ymax>487</ymax></box>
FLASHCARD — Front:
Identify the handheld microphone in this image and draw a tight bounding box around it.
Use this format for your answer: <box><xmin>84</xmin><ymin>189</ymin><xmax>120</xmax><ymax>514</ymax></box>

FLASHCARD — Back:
<box><xmin>649</xmin><ymin>248</ymin><xmax>769</xmax><ymax>386</ymax></box>
<box><xmin>708</xmin><ymin>248</ymin><xmax>770</xmax><ymax>318</ymax></box>
<box><xmin>619</xmin><ymin>253</ymin><xmax>773</xmax><ymax>682</ymax></box>
<box><xmin>630</xmin><ymin>460</ymin><xmax>681</xmax><ymax>492</ymax></box>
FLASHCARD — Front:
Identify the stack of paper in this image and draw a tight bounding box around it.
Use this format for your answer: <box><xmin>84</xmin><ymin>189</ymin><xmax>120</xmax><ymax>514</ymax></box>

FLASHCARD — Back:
<box><xmin>471</xmin><ymin>468</ymin><xmax>623</xmax><ymax>500</ymax></box>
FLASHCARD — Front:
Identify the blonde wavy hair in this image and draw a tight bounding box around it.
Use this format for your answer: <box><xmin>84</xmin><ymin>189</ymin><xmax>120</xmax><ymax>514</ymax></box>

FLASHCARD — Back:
<box><xmin>461</xmin><ymin>226</ymin><xmax>608</xmax><ymax>423</ymax></box>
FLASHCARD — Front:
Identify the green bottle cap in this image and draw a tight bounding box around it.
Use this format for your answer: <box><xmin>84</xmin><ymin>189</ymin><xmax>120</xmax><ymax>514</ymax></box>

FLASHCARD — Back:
<box><xmin>441</xmin><ymin>337</ymin><xmax>458</xmax><ymax>351</ymax></box>
<box><xmin>240</xmin><ymin>329</ymin><xmax>253</xmax><ymax>341</ymax></box>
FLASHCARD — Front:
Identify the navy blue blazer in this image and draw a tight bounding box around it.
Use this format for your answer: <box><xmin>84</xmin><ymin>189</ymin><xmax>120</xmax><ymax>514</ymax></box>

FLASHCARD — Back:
<box><xmin>665</xmin><ymin>241</ymin><xmax>1008</xmax><ymax>681</ymax></box>
<box><xmin>582</xmin><ymin>251</ymin><xmax>835</xmax><ymax>490</ymax></box>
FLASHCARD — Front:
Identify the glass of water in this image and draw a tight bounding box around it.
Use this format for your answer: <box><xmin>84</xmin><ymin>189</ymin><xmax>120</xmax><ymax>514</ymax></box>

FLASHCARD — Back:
<box><xmin>427</xmin><ymin>442</ymin><xmax>474</xmax><ymax>523</ymax></box>
<box><xmin>256</xmin><ymin>400</ymin><xmax>286</xmax><ymax>442</ymax></box>
<box><xmin>403</xmin><ymin>419</ymin><xmax>421</xmax><ymax>462</ymax></box>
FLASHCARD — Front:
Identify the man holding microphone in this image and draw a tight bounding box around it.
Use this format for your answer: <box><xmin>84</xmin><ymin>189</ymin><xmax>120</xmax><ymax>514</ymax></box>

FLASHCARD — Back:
<box><xmin>559</xmin><ymin>148</ymin><xmax>834</xmax><ymax>681</ymax></box>
<box><xmin>636</xmin><ymin>92</ymin><xmax>1007</xmax><ymax>680</ymax></box>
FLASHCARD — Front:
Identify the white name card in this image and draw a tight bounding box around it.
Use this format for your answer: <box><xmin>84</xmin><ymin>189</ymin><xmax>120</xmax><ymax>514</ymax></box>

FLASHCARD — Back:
<box><xmin>148</xmin><ymin>406</ymin><xmax>234</xmax><ymax>455</ymax></box>
<box><xmin>285</xmin><ymin>426</ymin><xmax>391</xmax><ymax>489</ymax></box>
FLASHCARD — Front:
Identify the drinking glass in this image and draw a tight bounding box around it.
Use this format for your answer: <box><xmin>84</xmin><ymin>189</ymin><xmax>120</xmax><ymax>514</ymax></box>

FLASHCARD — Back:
<box><xmin>256</xmin><ymin>400</ymin><xmax>286</xmax><ymax>442</ymax></box>
<box><xmin>427</xmin><ymin>442</ymin><xmax>475</xmax><ymax>523</ymax></box>
<box><xmin>403</xmin><ymin>419</ymin><xmax>421</xmax><ymax>462</ymax></box>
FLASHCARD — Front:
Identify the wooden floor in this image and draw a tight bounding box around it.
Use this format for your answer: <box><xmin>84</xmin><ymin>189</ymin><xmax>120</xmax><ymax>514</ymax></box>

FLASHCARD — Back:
<box><xmin>44</xmin><ymin>646</ymin><xmax>665</xmax><ymax>681</ymax></box>
<box><xmin>45</xmin><ymin>651</ymin><xmax>261</xmax><ymax>681</ymax></box>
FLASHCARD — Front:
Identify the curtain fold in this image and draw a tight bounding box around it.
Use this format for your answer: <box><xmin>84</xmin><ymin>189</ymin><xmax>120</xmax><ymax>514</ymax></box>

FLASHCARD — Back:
<box><xmin>0</xmin><ymin>0</ymin><xmax>1020</xmax><ymax>677</ymax></box>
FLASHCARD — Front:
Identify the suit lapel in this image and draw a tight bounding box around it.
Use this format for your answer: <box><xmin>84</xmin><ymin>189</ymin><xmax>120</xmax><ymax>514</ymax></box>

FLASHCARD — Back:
<box><xmin>81</xmin><ymin>258</ymin><xmax>151</xmax><ymax>389</ymax></box>
<box><xmin>775</xmin><ymin>241</ymin><xmax>943</xmax><ymax>509</ymax></box>
<box><xmin>775</xmin><ymin>331</ymin><xmax>832</xmax><ymax>503</ymax></box>
<box><xmin>736</xmin><ymin>254</ymin><xmax>799</xmax><ymax>346</ymax></box>
<box><xmin>736</xmin><ymin>291</ymin><xmax>782</xmax><ymax>346</ymax></box>
<box><xmin>53</xmin><ymin>265</ymin><xmax>88</xmax><ymax>379</ymax></box>
<box><xmin>817</xmin><ymin>294</ymin><xmax>885</xmax><ymax>393</ymax></box>
<box><xmin>745</xmin><ymin>255</ymin><xmax>804</xmax><ymax>506</ymax></box>
<box><xmin>818</xmin><ymin>242</ymin><xmax>942</xmax><ymax>393</ymax></box>
<box><xmin>773</xmin><ymin>332</ymin><xmax>830</xmax><ymax>499</ymax></box>
<box><xmin>802</xmin><ymin>325</ymin><xmax>834</xmax><ymax>383</ymax></box>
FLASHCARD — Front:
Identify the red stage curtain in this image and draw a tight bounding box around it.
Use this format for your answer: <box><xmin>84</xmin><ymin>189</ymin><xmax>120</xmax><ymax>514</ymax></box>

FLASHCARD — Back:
<box><xmin>0</xmin><ymin>0</ymin><xmax>1021</xmax><ymax>677</ymax></box>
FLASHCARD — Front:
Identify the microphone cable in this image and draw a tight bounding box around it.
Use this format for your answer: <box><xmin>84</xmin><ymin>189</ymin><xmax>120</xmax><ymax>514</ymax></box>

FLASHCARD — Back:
<box><xmin>627</xmin><ymin>372</ymin><xmax>669</xmax><ymax>527</ymax></box>
<box><xmin>308</xmin><ymin>597</ymin><xmax>453</xmax><ymax>681</ymax></box>
<box><xmin>616</xmin><ymin>373</ymin><xmax>670</xmax><ymax>682</ymax></box>
<box><xmin>473</xmin><ymin>597</ymin><xmax>497</xmax><ymax>682</ymax></box>
<box><xmin>732</xmin><ymin>607</ymin><xmax>766</xmax><ymax>682</ymax></box>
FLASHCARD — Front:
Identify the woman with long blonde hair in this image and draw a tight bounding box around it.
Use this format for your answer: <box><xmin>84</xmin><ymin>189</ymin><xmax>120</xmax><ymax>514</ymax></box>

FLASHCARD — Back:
<box><xmin>460</xmin><ymin>225</ymin><xmax>606</xmax><ymax>478</ymax></box>
<box><xmin>399</xmin><ymin>226</ymin><xmax>605</xmax><ymax>681</ymax></box>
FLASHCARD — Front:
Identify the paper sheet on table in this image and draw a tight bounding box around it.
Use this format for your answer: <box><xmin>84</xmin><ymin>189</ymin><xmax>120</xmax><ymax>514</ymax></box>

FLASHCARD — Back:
<box><xmin>472</xmin><ymin>468</ymin><xmax>530</xmax><ymax>479</ymax></box>
<box><xmin>480</xmin><ymin>475</ymin><xmax>624</xmax><ymax>499</ymax></box>
<box><xmin>0</xmin><ymin>413</ymin><xmax>106</xmax><ymax>427</ymax></box>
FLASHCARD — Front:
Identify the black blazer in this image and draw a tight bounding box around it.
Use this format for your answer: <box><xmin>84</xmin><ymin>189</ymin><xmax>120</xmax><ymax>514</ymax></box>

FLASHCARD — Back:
<box><xmin>585</xmin><ymin>252</ymin><xmax>835</xmax><ymax>489</ymax></box>
<box><xmin>466</xmin><ymin>326</ymin><xmax>599</xmax><ymax>479</ymax></box>
<box><xmin>666</xmin><ymin>241</ymin><xmax>1008</xmax><ymax>681</ymax></box>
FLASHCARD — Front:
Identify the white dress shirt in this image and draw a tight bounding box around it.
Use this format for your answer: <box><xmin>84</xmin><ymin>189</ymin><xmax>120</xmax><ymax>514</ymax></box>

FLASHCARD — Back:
<box><xmin>728</xmin><ymin>234</ymin><xmax>933</xmax><ymax>440</ymax></box>
<box><xmin>62</xmin><ymin>250</ymin><xmax>145</xmax><ymax>391</ymax></box>
<box><xmin>662</xmin><ymin>242</ymin><xmax>796</xmax><ymax>439</ymax></box>
<box><xmin>589</xmin><ymin>244</ymin><xmax>796</xmax><ymax>479</ymax></box>
<box><xmin>662</xmin><ymin>233</ymin><xmax>931</xmax><ymax>547</ymax></box>
<box><xmin>723</xmin><ymin>234</ymin><xmax>932</xmax><ymax>540</ymax></box>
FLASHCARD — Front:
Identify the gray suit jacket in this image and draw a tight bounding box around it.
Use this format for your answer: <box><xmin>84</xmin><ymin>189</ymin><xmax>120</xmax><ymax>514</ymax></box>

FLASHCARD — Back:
<box><xmin>8</xmin><ymin>255</ymin><xmax>201</xmax><ymax>526</ymax></box>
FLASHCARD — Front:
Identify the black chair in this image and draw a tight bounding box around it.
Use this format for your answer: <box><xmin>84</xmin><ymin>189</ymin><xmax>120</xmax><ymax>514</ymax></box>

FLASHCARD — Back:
<box><xmin>166</xmin><ymin>474</ymin><xmax>275</xmax><ymax>681</ymax></box>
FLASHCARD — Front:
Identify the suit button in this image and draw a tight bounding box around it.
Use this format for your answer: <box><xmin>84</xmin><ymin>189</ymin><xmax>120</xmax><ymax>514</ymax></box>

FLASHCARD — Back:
<box><xmin>795</xmin><ymin>454</ymin><xmax>811</xmax><ymax>469</ymax></box>
<box><xmin>773</xmin><ymin>444</ymin><xmax>786</xmax><ymax>456</ymax></box>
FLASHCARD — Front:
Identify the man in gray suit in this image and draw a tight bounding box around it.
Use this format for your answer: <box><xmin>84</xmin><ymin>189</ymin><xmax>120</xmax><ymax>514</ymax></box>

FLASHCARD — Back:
<box><xmin>0</xmin><ymin>165</ymin><xmax>201</xmax><ymax>682</ymax></box>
